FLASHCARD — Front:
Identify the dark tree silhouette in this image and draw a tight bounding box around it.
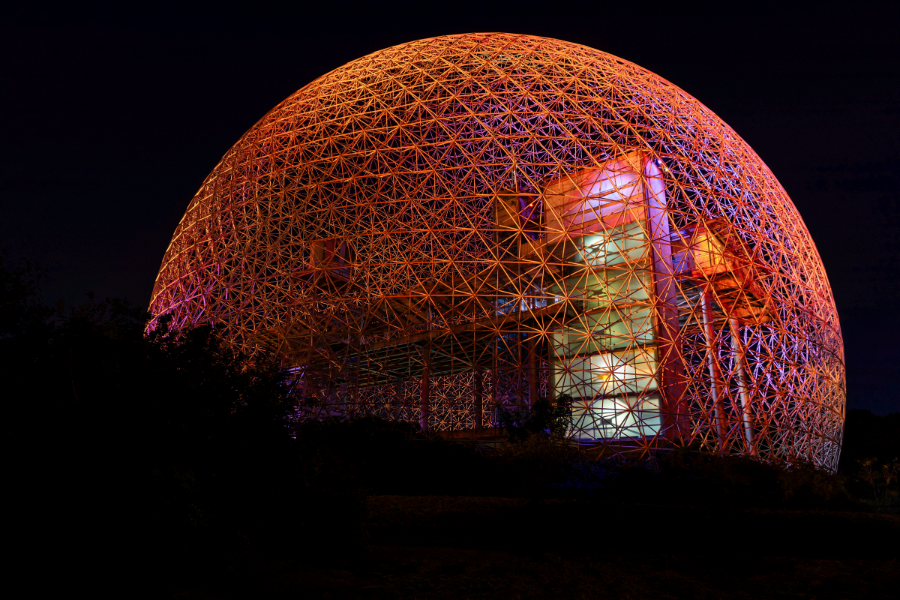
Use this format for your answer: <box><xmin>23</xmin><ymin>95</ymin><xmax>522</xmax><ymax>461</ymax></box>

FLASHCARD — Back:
<box><xmin>2</xmin><ymin>253</ymin><xmax>364</xmax><ymax>593</ymax></box>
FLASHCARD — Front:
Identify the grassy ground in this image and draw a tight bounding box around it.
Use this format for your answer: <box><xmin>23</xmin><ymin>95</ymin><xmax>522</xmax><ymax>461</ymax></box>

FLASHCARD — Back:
<box><xmin>174</xmin><ymin>495</ymin><xmax>900</xmax><ymax>599</ymax></box>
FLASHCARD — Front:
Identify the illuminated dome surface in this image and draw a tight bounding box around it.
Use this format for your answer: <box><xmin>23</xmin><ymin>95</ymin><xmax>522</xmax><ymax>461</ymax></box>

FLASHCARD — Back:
<box><xmin>151</xmin><ymin>33</ymin><xmax>845</xmax><ymax>469</ymax></box>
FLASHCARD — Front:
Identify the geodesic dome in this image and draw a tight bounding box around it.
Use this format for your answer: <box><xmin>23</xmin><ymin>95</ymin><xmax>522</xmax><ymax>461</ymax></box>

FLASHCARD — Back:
<box><xmin>150</xmin><ymin>33</ymin><xmax>845</xmax><ymax>470</ymax></box>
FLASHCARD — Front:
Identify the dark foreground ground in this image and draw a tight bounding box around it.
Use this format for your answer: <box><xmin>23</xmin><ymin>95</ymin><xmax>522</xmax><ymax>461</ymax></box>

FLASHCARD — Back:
<box><xmin>174</xmin><ymin>496</ymin><xmax>900</xmax><ymax>599</ymax></box>
<box><xmin>6</xmin><ymin>265</ymin><xmax>898</xmax><ymax>598</ymax></box>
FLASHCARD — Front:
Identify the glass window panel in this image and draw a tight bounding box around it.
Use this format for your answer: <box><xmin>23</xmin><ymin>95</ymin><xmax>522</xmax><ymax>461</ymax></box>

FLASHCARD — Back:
<box><xmin>572</xmin><ymin>392</ymin><xmax>662</xmax><ymax>440</ymax></box>
<box><xmin>593</xmin><ymin>305</ymin><xmax>655</xmax><ymax>350</ymax></box>
<box><xmin>575</xmin><ymin>220</ymin><xmax>648</xmax><ymax>267</ymax></box>
<box><xmin>590</xmin><ymin>347</ymin><xmax>659</xmax><ymax>395</ymax></box>
<box><xmin>553</xmin><ymin>268</ymin><xmax>652</xmax><ymax>305</ymax></box>
<box><xmin>549</xmin><ymin>305</ymin><xmax>655</xmax><ymax>358</ymax></box>
<box><xmin>550</xmin><ymin>347</ymin><xmax>659</xmax><ymax>398</ymax></box>
<box><xmin>551</xmin><ymin>355</ymin><xmax>597</xmax><ymax>398</ymax></box>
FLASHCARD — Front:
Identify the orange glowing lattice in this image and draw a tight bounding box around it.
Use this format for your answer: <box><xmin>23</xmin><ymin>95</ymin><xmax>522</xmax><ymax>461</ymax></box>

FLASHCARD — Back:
<box><xmin>150</xmin><ymin>34</ymin><xmax>845</xmax><ymax>470</ymax></box>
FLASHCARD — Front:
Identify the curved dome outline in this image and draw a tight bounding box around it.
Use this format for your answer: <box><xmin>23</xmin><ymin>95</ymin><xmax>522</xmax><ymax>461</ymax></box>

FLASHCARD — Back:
<box><xmin>150</xmin><ymin>33</ymin><xmax>845</xmax><ymax>470</ymax></box>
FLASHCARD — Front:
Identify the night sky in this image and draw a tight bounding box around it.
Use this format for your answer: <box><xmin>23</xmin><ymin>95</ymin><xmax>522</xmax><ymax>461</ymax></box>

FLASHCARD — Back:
<box><xmin>2</xmin><ymin>1</ymin><xmax>898</xmax><ymax>414</ymax></box>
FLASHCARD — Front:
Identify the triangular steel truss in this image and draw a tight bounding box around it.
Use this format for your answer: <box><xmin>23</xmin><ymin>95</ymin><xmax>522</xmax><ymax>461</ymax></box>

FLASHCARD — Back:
<box><xmin>150</xmin><ymin>34</ymin><xmax>845</xmax><ymax>471</ymax></box>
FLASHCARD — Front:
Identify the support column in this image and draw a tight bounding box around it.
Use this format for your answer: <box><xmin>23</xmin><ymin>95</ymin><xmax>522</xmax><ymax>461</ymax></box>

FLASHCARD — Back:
<box><xmin>474</xmin><ymin>368</ymin><xmax>484</xmax><ymax>429</ymax></box>
<box><xmin>352</xmin><ymin>335</ymin><xmax>361</xmax><ymax>417</ymax></box>
<box><xmin>420</xmin><ymin>343</ymin><xmax>431</xmax><ymax>432</ymax></box>
<box><xmin>528</xmin><ymin>335</ymin><xmax>539</xmax><ymax>406</ymax></box>
<box><xmin>492</xmin><ymin>337</ymin><xmax>499</xmax><ymax>426</ymax></box>
<box><xmin>516</xmin><ymin>333</ymin><xmax>524</xmax><ymax>410</ymax></box>
<box><xmin>729</xmin><ymin>317</ymin><xmax>756</xmax><ymax>455</ymax></box>
<box><xmin>701</xmin><ymin>291</ymin><xmax>727</xmax><ymax>454</ymax></box>
<box><xmin>394</xmin><ymin>377</ymin><xmax>404</xmax><ymax>420</ymax></box>
<box><xmin>642</xmin><ymin>157</ymin><xmax>688</xmax><ymax>443</ymax></box>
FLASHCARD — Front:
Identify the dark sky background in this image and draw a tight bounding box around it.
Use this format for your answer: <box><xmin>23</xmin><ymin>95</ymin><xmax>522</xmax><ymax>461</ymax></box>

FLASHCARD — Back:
<box><xmin>2</xmin><ymin>1</ymin><xmax>898</xmax><ymax>414</ymax></box>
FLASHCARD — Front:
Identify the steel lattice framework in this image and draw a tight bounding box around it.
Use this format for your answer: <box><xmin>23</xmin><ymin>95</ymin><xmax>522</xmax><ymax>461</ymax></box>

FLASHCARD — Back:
<box><xmin>150</xmin><ymin>33</ymin><xmax>845</xmax><ymax>470</ymax></box>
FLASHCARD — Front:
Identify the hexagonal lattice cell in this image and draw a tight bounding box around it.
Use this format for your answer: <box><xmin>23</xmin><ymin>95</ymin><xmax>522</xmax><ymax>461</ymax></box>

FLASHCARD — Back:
<box><xmin>151</xmin><ymin>33</ymin><xmax>845</xmax><ymax>470</ymax></box>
